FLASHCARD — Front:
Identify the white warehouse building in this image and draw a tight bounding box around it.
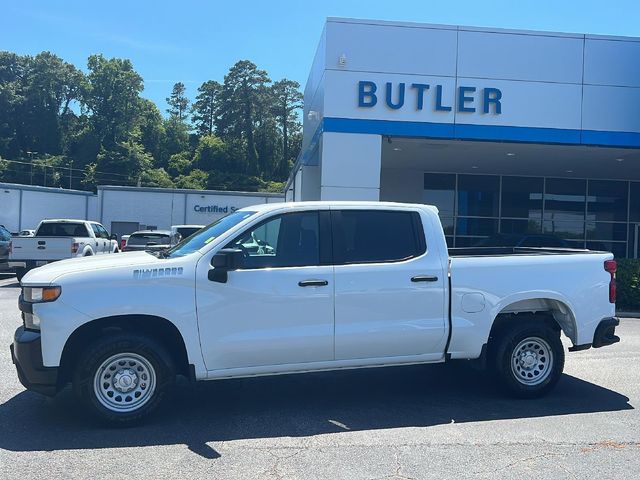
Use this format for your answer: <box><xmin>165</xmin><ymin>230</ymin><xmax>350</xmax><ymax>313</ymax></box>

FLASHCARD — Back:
<box><xmin>0</xmin><ymin>183</ymin><xmax>283</xmax><ymax>239</ymax></box>
<box><xmin>287</xmin><ymin>18</ymin><xmax>640</xmax><ymax>258</ymax></box>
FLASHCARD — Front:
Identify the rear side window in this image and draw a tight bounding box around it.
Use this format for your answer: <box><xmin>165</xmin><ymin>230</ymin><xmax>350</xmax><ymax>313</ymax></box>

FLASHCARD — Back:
<box><xmin>36</xmin><ymin>222</ymin><xmax>89</xmax><ymax>237</ymax></box>
<box><xmin>0</xmin><ymin>226</ymin><xmax>10</xmax><ymax>241</ymax></box>
<box><xmin>332</xmin><ymin>210</ymin><xmax>425</xmax><ymax>264</ymax></box>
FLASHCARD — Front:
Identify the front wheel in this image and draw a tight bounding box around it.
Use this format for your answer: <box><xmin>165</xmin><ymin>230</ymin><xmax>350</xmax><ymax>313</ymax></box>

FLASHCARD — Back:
<box><xmin>492</xmin><ymin>322</ymin><xmax>565</xmax><ymax>398</ymax></box>
<box><xmin>73</xmin><ymin>334</ymin><xmax>175</xmax><ymax>425</ymax></box>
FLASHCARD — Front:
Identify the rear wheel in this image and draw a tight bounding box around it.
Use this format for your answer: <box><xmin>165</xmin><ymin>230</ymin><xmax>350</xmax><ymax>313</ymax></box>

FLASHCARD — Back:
<box><xmin>492</xmin><ymin>321</ymin><xmax>564</xmax><ymax>398</ymax></box>
<box><xmin>73</xmin><ymin>334</ymin><xmax>175</xmax><ymax>425</ymax></box>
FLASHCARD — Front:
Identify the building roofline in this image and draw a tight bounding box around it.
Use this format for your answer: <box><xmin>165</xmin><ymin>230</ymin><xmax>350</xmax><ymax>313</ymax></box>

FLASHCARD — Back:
<box><xmin>0</xmin><ymin>182</ymin><xmax>95</xmax><ymax>196</ymax></box>
<box><xmin>326</xmin><ymin>17</ymin><xmax>640</xmax><ymax>42</ymax></box>
<box><xmin>97</xmin><ymin>185</ymin><xmax>285</xmax><ymax>197</ymax></box>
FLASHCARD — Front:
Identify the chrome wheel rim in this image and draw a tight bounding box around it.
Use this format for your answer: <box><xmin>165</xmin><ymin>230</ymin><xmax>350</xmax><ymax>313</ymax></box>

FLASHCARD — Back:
<box><xmin>511</xmin><ymin>337</ymin><xmax>553</xmax><ymax>386</ymax></box>
<box><xmin>93</xmin><ymin>353</ymin><xmax>156</xmax><ymax>413</ymax></box>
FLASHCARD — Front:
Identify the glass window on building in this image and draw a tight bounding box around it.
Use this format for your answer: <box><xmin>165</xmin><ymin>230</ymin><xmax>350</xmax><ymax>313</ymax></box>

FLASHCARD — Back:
<box><xmin>424</xmin><ymin>173</ymin><xmax>455</xmax><ymax>217</ymax></box>
<box><xmin>630</xmin><ymin>182</ymin><xmax>640</xmax><ymax>223</ymax></box>
<box><xmin>501</xmin><ymin>176</ymin><xmax>543</xmax><ymax>221</ymax></box>
<box><xmin>587</xmin><ymin>180</ymin><xmax>628</xmax><ymax>222</ymax></box>
<box><xmin>457</xmin><ymin>175</ymin><xmax>499</xmax><ymax>217</ymax></box>
<box><xmin>543</xmin><ymin>178</ymin><xmax>586</xmax><ymax>246</ymax></box>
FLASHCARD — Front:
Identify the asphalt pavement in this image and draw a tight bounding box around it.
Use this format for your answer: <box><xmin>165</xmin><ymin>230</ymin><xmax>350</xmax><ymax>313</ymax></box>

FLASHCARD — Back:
<box><xmin>0</xmin><ymin>272</ymin><xmax>638</xmax><ymax>479</ymax></box>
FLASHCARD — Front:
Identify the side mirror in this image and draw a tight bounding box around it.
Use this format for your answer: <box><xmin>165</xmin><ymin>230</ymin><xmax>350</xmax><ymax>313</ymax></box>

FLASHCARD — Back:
<box><xmin>110</xmin><ymin>234</ymin><xmax>118</xmax><ymax>241</ymax></box>
<box><xmin>209</xmin><ymin>248</ymin><xmax>243</xmax><ymax>283</ymax></box>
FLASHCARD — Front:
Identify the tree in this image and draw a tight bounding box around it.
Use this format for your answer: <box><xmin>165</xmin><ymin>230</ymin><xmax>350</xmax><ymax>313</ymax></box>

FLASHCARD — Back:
<box><xmin>84</xmin><ymin>55</ymin><xmax>143</xmax><ymax>146</ymax></box>
<box><xmin>174</xmin><ymin>169</ymin><xmax>208</xmax><ymax>189</ymax></box>
<box><xmin>135</xmin><ymin>99</ymin><xmax>165</xmax><ymax>166</ymax></box>
<box><xmin>95</xmin><ymin>140</ymin><xmax>153</xmax><ymax>183</ymax></box>
<box><xmin>271</xmin><ymin>79</ymin><xmax>303</xmax><ymax>179</ymax></box>
<box><xmin>167</xmin><ymin>151</ymin><xmax>192</xmax><ymax>177</ymax></box>
<box><xmin>161</xmin><ymin>116</ymin><xmax>190</xmax><ymax>164</ymax></box>
<box><xmin>139</xmin><ymin>167</ymin><xmax>174</xmax><ymax>188</ymax></box>
<box><xmin>166</xmin><ymin>82</ymin><xmax>189</xmax><ymax>121</ymax></box>
<box><xmin>191</xmin><ymin>80</ymin><xmax>221</xmax><ymax>136</ymax></box>
<box><xmin>193</xmin><ymin>135</ymin><xmax>228</xmax><ymax>172</ymax></box>
<box><xmin>216</xmin><ymin>61</ymin><xmax>271</xmax><ymax>175</ymax></box>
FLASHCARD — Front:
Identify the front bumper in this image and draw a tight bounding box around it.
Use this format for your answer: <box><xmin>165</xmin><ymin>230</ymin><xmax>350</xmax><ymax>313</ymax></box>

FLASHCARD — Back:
<box><xmin>10</xmin><ymin>326</ymin><xmax>59</xmax><ymax>396</ymax></box>
<box><xmin>569</xmin><ymin>317</ymin><xmax>620</xmax><ymax>352</ymax></box>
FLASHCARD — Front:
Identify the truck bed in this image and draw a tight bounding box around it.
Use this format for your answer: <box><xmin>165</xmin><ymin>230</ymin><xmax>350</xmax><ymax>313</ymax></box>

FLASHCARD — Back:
<box><xmin>448</xmin><ymin>247</ymin><xmax>605</xmax><ymax>257</ymax></box>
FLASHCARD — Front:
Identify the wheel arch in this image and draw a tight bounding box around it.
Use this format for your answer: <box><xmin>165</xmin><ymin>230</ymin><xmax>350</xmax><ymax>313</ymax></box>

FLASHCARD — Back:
<box><xmin>490</xmin><ymin>296</ymin><xmax>578</xmax><ymax>345</ymax></box>
<box><xmin>59</xmin><ymin>314</ymin><xmax>191</xmax><ymax>385</ymax></box>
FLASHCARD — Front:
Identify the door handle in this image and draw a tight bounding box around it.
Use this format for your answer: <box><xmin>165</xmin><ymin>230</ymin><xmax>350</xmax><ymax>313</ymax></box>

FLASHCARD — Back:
<box><xmin>411</xmin><ymin>275</ymin><xmax>438</xmax><ymax>282</ymax></box>
<box><xmin>298</xmin><ymin>279</ymin><xmax>329</xmax><ymax>287</ymax></box>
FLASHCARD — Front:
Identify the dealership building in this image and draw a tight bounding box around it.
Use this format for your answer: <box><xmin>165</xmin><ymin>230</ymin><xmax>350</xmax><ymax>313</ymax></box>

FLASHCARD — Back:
<box><xmin>2</xmin><ymin>18</ymin><xmax>640</xmax><ymax>258</ymax></box>
<box><xmin>286</xmin><ymin>18</ymin><xmax>640</xmax><ymax>258</ymax></box>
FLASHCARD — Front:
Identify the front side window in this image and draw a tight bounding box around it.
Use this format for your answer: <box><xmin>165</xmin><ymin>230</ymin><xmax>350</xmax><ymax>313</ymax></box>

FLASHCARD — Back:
<box><xmin>91</xmin><ymin>224</ymin><xmax>109</xmax><ymax>239</ymax></box>
<box><xmin>226</xmin><ymin>211</ymin><xmax>320</xmax><ymax>269</ymax></box>
<box><xmin>332</xmin><ymin>210</ymin><xmax>425</xmax><ymax>264</ymax></box>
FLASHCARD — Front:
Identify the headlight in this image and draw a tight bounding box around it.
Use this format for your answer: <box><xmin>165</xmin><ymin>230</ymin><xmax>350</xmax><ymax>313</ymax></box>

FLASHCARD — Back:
<box><xmin>23</xmin><ymin>286</ymin><xmax>61</xmax><ymax>303</ymax></box>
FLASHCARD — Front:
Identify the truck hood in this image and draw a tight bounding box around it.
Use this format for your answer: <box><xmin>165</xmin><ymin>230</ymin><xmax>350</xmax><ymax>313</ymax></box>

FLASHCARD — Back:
<box><xmin>22</xmin><ymin>251</ymin><xmax>189</xmax><ymax>285</ymax></box>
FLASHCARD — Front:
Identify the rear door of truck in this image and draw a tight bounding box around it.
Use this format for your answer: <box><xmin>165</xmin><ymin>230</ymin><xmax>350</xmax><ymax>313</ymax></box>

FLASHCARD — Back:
<box><xmin>32</xmin><ymin>221</ymin><xmax>90</xmax><ymax>260</ymax></box>
<box><xmin>332</xmin><ymin>208</ymin><xmax>448</xmax><ymax>361</ymax></box>
<box><xmin>10</xmin><ymin>236</ymin><xmax>73</xmax><ymax>262</ymax></box>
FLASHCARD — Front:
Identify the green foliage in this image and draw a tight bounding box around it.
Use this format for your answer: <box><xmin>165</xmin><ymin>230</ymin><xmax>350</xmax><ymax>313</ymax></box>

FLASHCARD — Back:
<box><xmin>192</xmin><ymin>80</ymin><xmax>221</xmax><ymax>136</ymax></box>
<box><xmin>617</xmin><ymin>259</ymin><xmax>640</xmax><ymax>310</ymax></box>
<box><xmin>84</xmin><ymin>55</ymin><xmax>143</xmax><ymax>146</ymax></box>
<box><xmin>138</xmin><ymin>168</ymin><xmax>175</xmax><ymax>188</ymax></box>
<box><xmin>166</xmin><ymin>82</ymin><xmax>189</xmax><ymax>121</ymax></box>
<box><xmin>167</xmin><ymin>151</ymin><xmax>192</xmax><ymax>176</ymax></box>
<box><xmin>174</xmin><ymin>169</ymin><xmax>208</xmax><ymax>189</ymax></box>
<box><xmin>0</xmin><ymin>50</ymin><xmax>303</xmax><ymax>194</ymax></box>
<box><xmin>193</xmin><ymin>135</ymin><xmax>229</xmax><ymax>172</ymax></box>
<box><xmin>161</xmin><ymin>116</ymin><xmax>190</xmax><ymax>166</ymax></box>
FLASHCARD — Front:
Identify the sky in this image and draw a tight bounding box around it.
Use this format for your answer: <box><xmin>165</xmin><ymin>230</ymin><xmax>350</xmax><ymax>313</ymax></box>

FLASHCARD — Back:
<box><xmin>2</xmin><ymin>0</ymin><xmax>639</xmax><ymax>115</ymax></box>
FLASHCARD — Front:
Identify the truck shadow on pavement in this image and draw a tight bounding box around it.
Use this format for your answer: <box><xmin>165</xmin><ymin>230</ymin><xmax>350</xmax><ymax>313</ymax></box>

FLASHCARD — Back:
<box><xmin>0</xmin><ymin>363</ymin><xmax>632</xmax><ymax>459</ymax></box>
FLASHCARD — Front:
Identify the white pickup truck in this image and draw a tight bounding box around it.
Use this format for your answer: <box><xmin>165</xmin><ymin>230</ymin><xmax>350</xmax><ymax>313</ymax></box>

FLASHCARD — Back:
<box><xmin>8</xmin><ymin>219</ymin><xmax>119</xmax><ymax>281</ymax></box>
<box><xmin>10</xmin><ymin>202</ymin><xmax>620</xmax><ymax>424</ymax></box>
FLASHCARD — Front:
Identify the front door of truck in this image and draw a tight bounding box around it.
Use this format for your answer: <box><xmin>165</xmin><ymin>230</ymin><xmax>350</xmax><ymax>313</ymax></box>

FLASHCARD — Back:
<box><xmin>195</xmin><ymin>209</ymin><xmax>335</xmax><ymax>372</ymax></box>
<box><xmin>331</xmin><ymin>209</ymin><xmax>447</xmax><ymax>360</ymax></box>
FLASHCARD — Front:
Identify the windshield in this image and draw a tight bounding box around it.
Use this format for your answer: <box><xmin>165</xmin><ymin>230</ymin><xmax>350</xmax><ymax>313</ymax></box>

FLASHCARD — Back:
<box><xmin>166</xmin><ymin>210</ymin><xmax>256</xmax><ymax>258</ymax></box>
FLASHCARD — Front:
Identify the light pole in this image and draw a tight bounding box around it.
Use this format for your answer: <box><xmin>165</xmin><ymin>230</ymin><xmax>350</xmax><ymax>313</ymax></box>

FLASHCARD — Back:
<box><xmin>69</xmin><ymin>159</ymin><xmax>73</xmax><ymax>189</ymax></box>
<box><xmin>26</xmin><ymin>151</ymin><xmax>38</xmax><ymax>185</ymax></box>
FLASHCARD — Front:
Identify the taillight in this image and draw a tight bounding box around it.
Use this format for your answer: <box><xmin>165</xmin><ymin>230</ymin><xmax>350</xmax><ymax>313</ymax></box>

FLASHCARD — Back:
<box><xmin>71</xmin><ymin>242</ymin><xmax>79</xmax><ymax>254</ymax></box>
<box><xmin>604</xmin><ymin>260</ymin><xmax>617</xmax><ymax>303</ymax></box>
<box><xmin>121</xmin><ymin>239</ymin><xmax>126</xmax><ymax>250</ymax></box>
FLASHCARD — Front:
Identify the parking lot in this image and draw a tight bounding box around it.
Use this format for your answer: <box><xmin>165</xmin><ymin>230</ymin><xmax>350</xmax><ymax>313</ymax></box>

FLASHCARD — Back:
<box><xmin>0</xmin><ymin>272</ymin><xmax>638</xmax><ymax>479</ymax></box>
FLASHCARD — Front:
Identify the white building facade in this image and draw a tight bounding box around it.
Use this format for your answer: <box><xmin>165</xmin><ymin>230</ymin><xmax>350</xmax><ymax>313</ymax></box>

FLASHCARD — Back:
<box><xmin>0</xmin><ymin>183</ymin><xmax>283</xmax><ymax>238</ymax></box>
<box><xmin>287</xmin><ymin>18</ymin><xmax>640</xmax><ymax>258</ymax></box>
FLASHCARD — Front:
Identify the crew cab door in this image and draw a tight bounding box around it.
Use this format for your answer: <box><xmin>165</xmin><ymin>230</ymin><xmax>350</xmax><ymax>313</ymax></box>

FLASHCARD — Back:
<box><xmin>331</xmin><ymin>209</ymin><xmax>447</xmax><ymax>360</ymax></box>
<box><xmin>195</xmin><ymin>209</ymin><xmax>334</xmax><ymax>371</ymax></box>
<box><xmin>89</xmin><ymin>223</ymin><xmax>106</xmax><ymax>253</ymax></box>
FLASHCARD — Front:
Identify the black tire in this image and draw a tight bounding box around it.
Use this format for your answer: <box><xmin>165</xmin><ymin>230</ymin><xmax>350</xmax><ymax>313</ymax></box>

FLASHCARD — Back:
<box><xmin>491</xmin><ymin>321</ymin><xmax>564</xmax><ymax>398</ymax></box>
<box><xmin>73</xmin><ymin>334</ymin><xmax>175</xmax><ymax>425</ymax></box>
